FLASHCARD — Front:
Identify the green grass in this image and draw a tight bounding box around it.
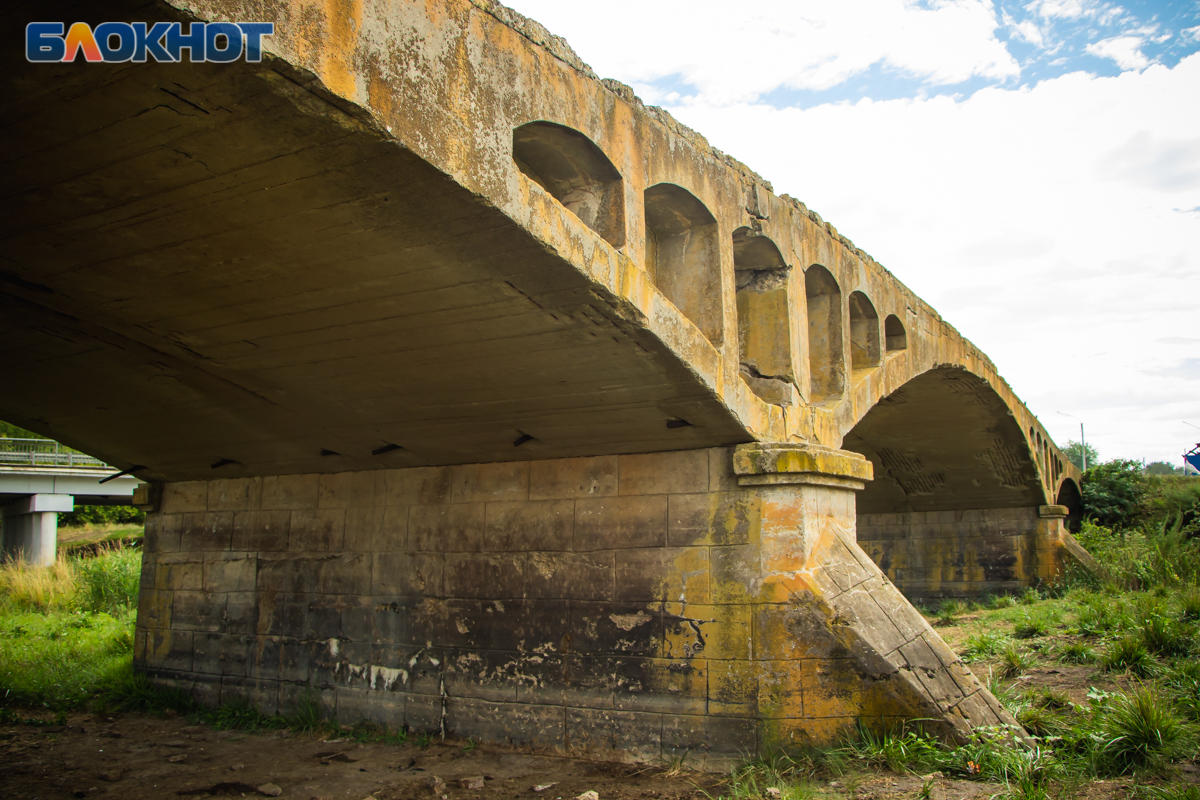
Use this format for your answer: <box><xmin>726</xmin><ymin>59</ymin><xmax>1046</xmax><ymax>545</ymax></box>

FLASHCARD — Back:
<box><xmin>1058</xmin><ymin>641</ymin><xmax>1096</xmax><ymax>664</ymax></box>
<box><xmin>1096</xmin><ymin>685</ymin><xmax>1197</xmax><ymax>773</ymax></box>
<box><xmin>0</xmin><ymin>608</ymin><xmax>135</xmax><ymax>708</ymax></box>
<box><xmin>0</xmin><ymin>547</ymin><xmax>141</xmax><ymax>709</ymax></box>
<box><xmin>1103</xmin><ymin>636</ymin><xmax>1157</xmax><ymax>677</ymax></box>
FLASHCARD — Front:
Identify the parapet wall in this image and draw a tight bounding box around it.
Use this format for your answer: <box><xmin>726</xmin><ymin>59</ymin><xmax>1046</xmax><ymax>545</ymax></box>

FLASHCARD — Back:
<box><xmin>135</xmin><ymin>446</ymin><xmax>1017</xmax><ymax>767</ymax></box>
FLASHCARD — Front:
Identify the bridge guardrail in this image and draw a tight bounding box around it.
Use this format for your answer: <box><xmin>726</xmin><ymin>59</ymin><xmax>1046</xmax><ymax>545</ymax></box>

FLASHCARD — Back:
<box><xmin>0</xmin><ymin>438</ymin><xmax>110</xmax><ymax>470</ymax></box>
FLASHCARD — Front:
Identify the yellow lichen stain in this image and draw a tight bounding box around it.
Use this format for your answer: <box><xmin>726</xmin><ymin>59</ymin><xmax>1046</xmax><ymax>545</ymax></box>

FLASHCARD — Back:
<box><xmin>319</xmin><ymin>0</ymin><xmax>363</xmax><ymax>100</ymax></box>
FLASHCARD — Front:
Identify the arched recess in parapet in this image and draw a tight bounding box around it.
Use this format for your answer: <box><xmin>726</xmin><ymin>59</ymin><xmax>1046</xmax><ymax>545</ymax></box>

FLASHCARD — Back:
<box><xmin>885</xmin><ymin>314</ymin><xmax>907</xmax><ymax>352</ymax></box>
<box><xmin>644</xmin><ymin>184</ymin><xmax>723</xmax><ymax>345</ymax></box>
<box><xmin>733</xmin><ymin>228</ymin><xmax>795</xmax><ymax>403</ymax></box>
<box><xmin>804</xmin><ymin>264</ymin><xmax>844</xmax><ymax>401</ymax></box>
<box><xmin>849</xmin><ymin>292</ymin><xmax>881</xmax><ymax>369</ymax></box>
<box><xmin>513</xmin><ymin>121</ymin><xmax>625</xmax><ymax>247</ymax></box>
<box><xmin>845</xmin><ymin>366</ymin><xmax>1047</xmax><ymax>600</ymax></box>
<box><xmin>1057</xmin><ymin>478</ymin><xmax>1083</xmax><ymax>532</ymax></box>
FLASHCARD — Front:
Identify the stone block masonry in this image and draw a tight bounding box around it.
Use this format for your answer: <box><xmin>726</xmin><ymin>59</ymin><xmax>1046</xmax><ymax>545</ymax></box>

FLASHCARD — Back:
<box><xmin>135</xmin><ymin>444</ymin><xmax>1017</xmax><ymax>768</ymax></box>
<box><xmin>858</xmin><ymin>506</ymin><xmax>1093</xmax><ymax>602</ymax></box>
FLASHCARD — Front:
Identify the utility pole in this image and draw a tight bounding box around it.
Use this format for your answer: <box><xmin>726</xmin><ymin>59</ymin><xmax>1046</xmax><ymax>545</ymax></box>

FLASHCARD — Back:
<box><xmin>1058</xmin><ymin>412</ymin><xmax>1087</xmax><ymax>471</ymax></box>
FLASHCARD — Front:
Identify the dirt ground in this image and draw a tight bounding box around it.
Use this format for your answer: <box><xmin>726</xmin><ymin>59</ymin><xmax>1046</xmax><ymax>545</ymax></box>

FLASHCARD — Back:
<box><xmin>0</xmin><ymin>709</ymin><xmax>1028</xmax><ymax>800</ymax></box>
<box><xmin>2</xmin><ymin>612</ymin><xmax>1184</xmax><ymax>800</ymax></box>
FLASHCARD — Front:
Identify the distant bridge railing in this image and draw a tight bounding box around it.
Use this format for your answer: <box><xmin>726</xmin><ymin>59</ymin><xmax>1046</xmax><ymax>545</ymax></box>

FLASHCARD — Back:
<box><xmin>0</xmin><ymin>438</ymin><xmax>110</xmax><ymax>470</ymax></box>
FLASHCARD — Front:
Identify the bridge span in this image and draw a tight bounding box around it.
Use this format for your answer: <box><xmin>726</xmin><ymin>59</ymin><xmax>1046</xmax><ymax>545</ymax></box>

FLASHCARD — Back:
<box><xmin>2</xmin><ymin>0</ymin><xmax>1088</xmax><ymax>765</ymax></box>
<box><xmin>0</xmin><ymin>439</ymin><xmax>141</xmax><ymax>564</ymax></box>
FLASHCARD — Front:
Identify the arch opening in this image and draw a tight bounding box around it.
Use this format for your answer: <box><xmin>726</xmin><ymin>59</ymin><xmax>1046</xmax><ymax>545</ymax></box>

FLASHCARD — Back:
<box><xmin>733</xmin><ymin>228</ymin><xmax>795</xmax><ymax>404</ymax></box>
<box><xmin>644</xmin><ymin>183</ymin><xmax>722</xmax><ymax>345</ymax></box>
<box><xmin>849</xmin><ymin>291</ymin><xmax>881</xmax><ymax>369</ymax></box>
<box><xmin>845</xmin><ymin>367</ymin><xmax>1048</xmax><ymax>602</ymax></box>
<box><xmin>1056</xmin><ymin>478</ymin><xmax>1083</xmax><ymax>533</ymax></box>
<box><xmin>884</xmin><ymin>314</ymin><xmax>907</xmax><ymax>352</ymax></box>
<box><xmin>513</xmin><ymin>121</ymin><xmax>625</xmax><ymax>247</ymax></box>
<box><xmin>804</xmin><ymin>264</ymin><xmax>844</xmax><ymax>401</ymax></box>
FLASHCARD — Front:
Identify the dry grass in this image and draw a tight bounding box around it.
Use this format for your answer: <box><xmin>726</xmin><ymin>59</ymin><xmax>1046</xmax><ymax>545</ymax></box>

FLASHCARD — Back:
<box><xmin>0</xmin><ymin>557</ymin><xmax>77</xmax><ymax>612</ymax></box>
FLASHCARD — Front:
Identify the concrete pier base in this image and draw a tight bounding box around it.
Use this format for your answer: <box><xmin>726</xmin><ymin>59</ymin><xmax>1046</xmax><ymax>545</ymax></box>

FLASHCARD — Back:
<box><xmin>1</xmin><ymin>494</ymin><xmax>73</xmax><ymax>565</ymax></box>
<box><xmin>134</xmin><ymin>445</ymin><xmax>1016</xmax><ymax>767</ymax></box>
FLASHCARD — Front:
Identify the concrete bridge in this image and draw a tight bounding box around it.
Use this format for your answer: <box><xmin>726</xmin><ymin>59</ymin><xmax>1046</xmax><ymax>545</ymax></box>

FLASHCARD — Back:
<box><xmin>2</xmin><ymin>0</ymin><xmax>1086</xmax><ymax>765</ymax></box>
<box><xmin>0</xmin><ymin>439</ymin><xmax>141</xmax><ymax>564</ymax></box>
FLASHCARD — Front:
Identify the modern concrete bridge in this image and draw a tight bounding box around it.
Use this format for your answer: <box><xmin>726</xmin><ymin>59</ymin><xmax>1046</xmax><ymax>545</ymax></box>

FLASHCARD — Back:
<box><xmin>0</xmin><ymin>439</ymin><xmax>141</xmax><ymax>564</ymax></box>
<box><xmin>2</xmin><ymin>0</ymin><xmax>1086</xmax><ymax>765</ymax></box>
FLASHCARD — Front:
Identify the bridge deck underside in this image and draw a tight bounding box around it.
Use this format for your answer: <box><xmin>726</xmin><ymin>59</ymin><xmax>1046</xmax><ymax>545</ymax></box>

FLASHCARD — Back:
<box><xmin>0</xmin><ymin>37</ymin><xmax>748</xmax><ymax>482</ymax></box>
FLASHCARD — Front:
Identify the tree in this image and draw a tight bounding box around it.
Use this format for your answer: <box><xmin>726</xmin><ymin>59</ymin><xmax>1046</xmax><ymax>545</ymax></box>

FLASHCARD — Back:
<box><xmin>1144</xmin><ymin>461</ymin><xmax>1182</xmax><ymax>476</ymax></box>
<box><xmin>1082</xmin><ymin>459</ymin><xmax>1146</xmax><ymax>529</ymax></box>
<box><xmin>1064</xmin><ymin>439</ymin><xmax>1099</xmax><ymax>471</ymax></box>
<box><xmin>0</xmin><ymin>420</ymin><xmax>45</xmax><ymax>439</ymax></box>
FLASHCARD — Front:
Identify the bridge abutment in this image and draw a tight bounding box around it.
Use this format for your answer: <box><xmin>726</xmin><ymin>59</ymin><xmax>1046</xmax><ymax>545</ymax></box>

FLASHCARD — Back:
<box><xmin>134</xmin><ymin>446</ymin><xmax>1015</xmax><ymax>765</ymax></box>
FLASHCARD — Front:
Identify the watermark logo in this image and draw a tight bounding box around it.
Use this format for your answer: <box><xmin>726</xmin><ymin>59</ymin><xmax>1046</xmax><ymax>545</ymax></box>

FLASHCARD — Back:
<box><xmin>26</xmin><ymin>21</ymin><xmax>274</xmax><ymax>63</ymax></box>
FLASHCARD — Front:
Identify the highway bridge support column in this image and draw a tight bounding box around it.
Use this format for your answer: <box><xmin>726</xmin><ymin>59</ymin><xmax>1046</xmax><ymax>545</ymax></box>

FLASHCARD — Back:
<box><xmin>1</xmin><ymin>494</ymin><xmax>73</xmax><ymax>565</ymax></box>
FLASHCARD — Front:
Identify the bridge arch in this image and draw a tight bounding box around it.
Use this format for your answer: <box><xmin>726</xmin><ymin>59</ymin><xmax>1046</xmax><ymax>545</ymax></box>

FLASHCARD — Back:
<box><xmin>644</xmin><ymin>183</ymin><xmax>723</xmax><ymax>345</ymax></box>
<box><xmin>512</xmin><ymin>121</ymin><xmax>625</xmax><ymax>247</ymax></box>
<box><xmin>733</xmin><ymin>228</ymin><xmax>795</xmax><ymax>403</ymax></box>
<box><xmin>1056</xmin><ymin>477</ymin><xmax>1083</xmax><ymax>532</ymax></box>
<box><xmin>884</xmin><ymin>314</ymin><xmax>907</xmax><ymax>352</ymax></box>
<box><xmin>845</xmin><ymin>365</ymin><xmax>1052</xmax><ymax>600</ymax></box>
<box><xmin>848</xmin><ymin>291</ymin><xmax>881</xmax><ymax>369</ymax></box>
<box><xmin>804</xmin><ymin>264</ymin><xmax>844</xmax><ymax>402</ymax></box>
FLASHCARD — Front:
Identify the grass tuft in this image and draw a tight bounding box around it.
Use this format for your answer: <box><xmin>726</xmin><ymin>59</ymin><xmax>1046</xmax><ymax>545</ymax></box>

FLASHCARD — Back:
<box><xmin>1139</xmin><ymin>614</ymin><xmax>1194</xmax><ymax>657</ymax></box>
<box><xmin>1000</xmin><ymin>644</ymin><xmax>1036</xmax><ymax>678</ymax></box>
<box><xmin>1058</xmin><ymin>641</ymin><xmax>1096</xmax><ymax>664</ymax></box>
<box><xmin>1102</xmin><ymin>636</ymin><xmax>1157</xmax><ymax>677</ymax></box>
<box><xmin>1097</xmin><ymin>685</ymin><xmax>1197</xmax><ymax>774</ymax></box>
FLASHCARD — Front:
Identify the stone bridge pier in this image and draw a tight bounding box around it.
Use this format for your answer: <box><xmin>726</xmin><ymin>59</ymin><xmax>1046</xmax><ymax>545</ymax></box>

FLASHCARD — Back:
<box><xmin>136</xmin><ymin>443</ymin><xmax>1012</xmax><ymax>767</ymax></box>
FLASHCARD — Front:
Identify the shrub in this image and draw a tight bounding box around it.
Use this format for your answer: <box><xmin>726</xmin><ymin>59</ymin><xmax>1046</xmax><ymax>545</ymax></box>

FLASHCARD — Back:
<box><xmin>1102</xmin><ymin>636</ymin><xmax>1156</xmax><ymax>677</ymax></box>
<box><xmin>1083</xmin><ymin>459</ymin><xmax>1148</xmax><ymax>530</ymax></box>
<box><xmin>1020</xmin><ymin>588</ymin><xmax>1041</xmax><ymax>606</ymax></box>
<box><xmin>1097</xmin><ymin>686</ymin><xmax>1197</xmax><ymax>773</ymax></box>
<box><xmin>991</xmin><ymin>594</ymin><xmax>1019</xmax><ymax>609</ymax></box>
<box><xmin>59</xmin><ymin>504</ymin><xmax>145</xmax><ymax>528</ymax></box>
<box><xmin>71</xmin><ymin>548</ymin><xmax>141</xmax><ymax>615</ymax></box>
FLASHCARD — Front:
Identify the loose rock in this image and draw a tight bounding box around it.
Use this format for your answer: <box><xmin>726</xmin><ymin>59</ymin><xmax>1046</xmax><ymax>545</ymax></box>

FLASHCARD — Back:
<box><xmin>459</xmin><ymin>775</ymin><xmax>485</xmax><ymax>790</ymax></box>
<box><xmin>167</xmin><ymin>754</ymin><xmax>188</xmax><ymax>763</ymax></box>
<box><xmin>576</xmin><ymin>792</ymin><xmax>600</xmax><ymax>800</ymax></box>
<box><xmin>257</xmin><ymin>783</ymin><xmax>283</xmax><ymax>797</ymax></box>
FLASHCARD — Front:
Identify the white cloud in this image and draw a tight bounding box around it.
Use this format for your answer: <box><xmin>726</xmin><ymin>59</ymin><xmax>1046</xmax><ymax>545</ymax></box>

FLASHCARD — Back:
<box><xmin>505</xmin><ymin>0</ymin><xmax>1018</xmax><ymax>105</ymax></box>
<box><xmin>1085</xmin><ymin>35</ymin><xmax>1151</xmax><ymax>70</ymax></box>
<box><xmin>1025</xmin><ymin>0</ymin><xmax>1101</xmax><ymax>20</ymax></box>
<box><xmin>1006</xmin><ymin>14</ymin><xmax>1047</xmax><ymax>47</ymax></box>
<box><xmin>663</xmin><ymin>57</ymin><xmax>1200</xmax><ymax>462</ymax></box>
<box><xmin>1100</xmin><ymin>132</ymin><xmax>1200</xmax><ymax>191</ymax></box>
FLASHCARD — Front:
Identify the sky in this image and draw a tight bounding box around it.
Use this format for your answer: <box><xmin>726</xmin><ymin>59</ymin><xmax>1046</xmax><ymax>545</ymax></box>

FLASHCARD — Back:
<box><xmin>506</xmin><ymin>0</ymin><xmax>1200</xmax><ymax>467</ymax></box>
